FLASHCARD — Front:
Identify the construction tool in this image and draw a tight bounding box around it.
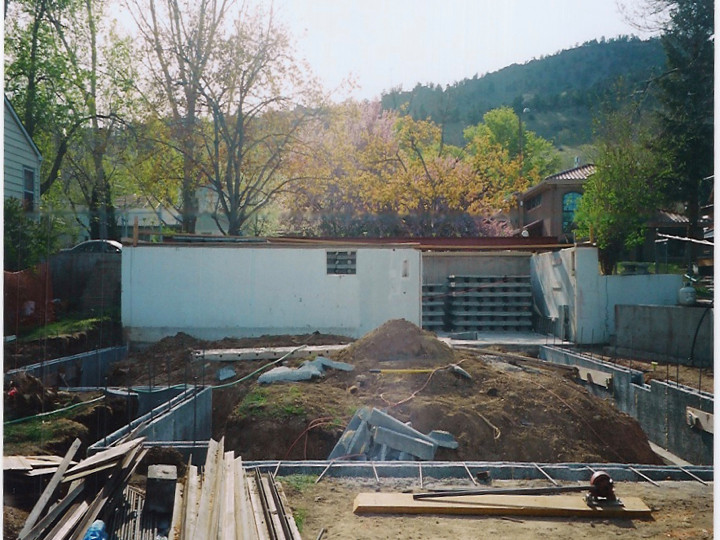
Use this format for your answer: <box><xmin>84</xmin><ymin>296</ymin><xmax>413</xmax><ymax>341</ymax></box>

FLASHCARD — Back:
<box><xmin>369</xmin><ymin>364</ymin><xmax>472</xmax><ymax>380</ymax></box>
<box><xmin>413</xmin><ymin>470</ymin><xmax>621</xmax><ymax>508</ymax></box>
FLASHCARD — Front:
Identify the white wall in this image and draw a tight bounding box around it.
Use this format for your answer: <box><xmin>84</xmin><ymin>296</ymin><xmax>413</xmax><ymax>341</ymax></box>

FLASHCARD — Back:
<box><xmin>122</xmin><ymin>245</ymin><xmax>421</xmax><ymax>342</ymax></box>
<box><xmin>532</xmin><ymin>247</ymin><xmax>683</xmax><ymax>344</ymax></box>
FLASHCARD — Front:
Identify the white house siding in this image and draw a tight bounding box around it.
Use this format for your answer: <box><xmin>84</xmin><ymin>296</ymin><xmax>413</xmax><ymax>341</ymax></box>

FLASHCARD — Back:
<box><xmin>121</xmin><ymin>245</ymin><xmax>422</xmax><ymax>342</ymax></box>
<box><xmin>4</xmin><ymin>99</ymin><xmax>42</xmax><ymax>210</ymax></box>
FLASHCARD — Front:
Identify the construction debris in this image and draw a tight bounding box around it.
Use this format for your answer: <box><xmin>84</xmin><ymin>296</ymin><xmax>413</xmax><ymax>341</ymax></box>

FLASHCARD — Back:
<box><xmin>169</xmin><ymin>437</ymin><xmax>301</xmax><ymax>539</ymax></box>
<box><xmin>258</xmin><ymin>356</ymin><xmax>354</xmax><ymax>384</ymax></box>
<box><xmin>12</xmin><ymin>437</ymin><xmax>146</xmax><ymax>540</ymax></box>
<box><xmin>328</xmin><ymin>407</ymin><xmax>457</xmax><ymax>461</ymax></box>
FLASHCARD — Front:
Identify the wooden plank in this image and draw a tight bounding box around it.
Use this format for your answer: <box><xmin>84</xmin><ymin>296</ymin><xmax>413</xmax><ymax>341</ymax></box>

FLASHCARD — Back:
<box><xmin>234</xmin><ymin>458</ymin><xmax>258</xmax><ymax>540</ymax></box>
<box><xmin>260</xmin><ymin>476</ymin><xmax>284</xmax><ymax>537</ymax></box>
<box><xmin>687</xmin><ymin>406</ymin><xmax>713</xmax><ymax>434</ymax></box>
<box><xmin>61</xmin><ymin>461</ymin><xmax>117</xmax><ymax>482</ymax></box>
<box><xmin>275</xmin><ymin>481</ymin><xmax>303</xmax><ymax>540</ymax></box>
<box><xmin>190</xmin><ymin>438</ymin><xmax>222</xmax><ymax>540</ymax></box>
<box><xmin>352</xmin><ymin>492</ymin><xmax>652</xmax><ymax>519</ymax></box>
<box><xmin>207</xmin><ymin>439</ymin><xmax>225</xmax><ymax>540</ymax></box>
<box><xmin>63</xmin><ymin>438</ymin><xmax>143</xmax><ymax>478</ymax></box>
<box><xmin>21</xmin><ymin>481</ymin><xmax>85</xmax><ymax>540</ymax></box>
<box><xmin>182</xmin><ymin>465</ymin><xmax>200</xmax><ymax>540</ymax></box>
<box><xmin>70</xmin><ymin>446</ymin><xmax>147</xmax><ymax>539</ymax></box>
<box><xmin>218</xmin><ymin>451</ymin><xmax>236</xmax><ymax>540</ymax></box>
<box><xmin>20</xmin><ymin>438</ymin><xmax>81</xmax><ymax>538</ymax></box>
<box><xmin>4</xmin><ymin>456</ymin><xmax>33</xmax><ymax>470</ymax></box>
<box><xmin>168</xmin><ymin>476</ymin><xmax>185</xmax><ymax>540</ymax></box>
<box><xmin>245</xmin><ymin>477</ymin><xmax>270</xmax><ymax>540</ymax></box>
<box><xmin>44</xmin><ymin>500</ymin><xmax>89</xmax><ymax>540</ymax></box>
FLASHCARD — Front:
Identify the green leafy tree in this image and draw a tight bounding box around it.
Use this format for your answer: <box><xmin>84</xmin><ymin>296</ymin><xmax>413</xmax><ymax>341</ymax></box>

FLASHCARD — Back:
<box><xmin>654</xmin><ymin>0</ymin><xmax>713</xmax><ymax>262</ymax></box>
<box><xmin>4</xmin><ymin>199</ymin><xmax>62</xmax><ymax>271</ymax></box>
<box><xmin>575</xmin><ymin>111</ymin><xmax>665</xmax><ymax>274</ymax></box>
<box><xmin>464</xmin><ymin>107</ymin><xmax>560</xmax><ymax>210</ymax></box>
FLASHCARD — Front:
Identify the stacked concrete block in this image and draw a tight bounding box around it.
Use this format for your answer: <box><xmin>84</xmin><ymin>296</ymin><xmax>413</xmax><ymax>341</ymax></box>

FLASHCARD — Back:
<box><xmin>446</xmin><ymin>275</ymin><xmax>533</xmax><ymax>332</ymax></box>
<box><xmin>329</xmin><ymin>407</ymin><xmax>457</xmax><ymax>461</ymax></box>
<box><xmin>421</xmin><ymin>283</ymin><xmax>448</xmax><ymax>331</ymax></box>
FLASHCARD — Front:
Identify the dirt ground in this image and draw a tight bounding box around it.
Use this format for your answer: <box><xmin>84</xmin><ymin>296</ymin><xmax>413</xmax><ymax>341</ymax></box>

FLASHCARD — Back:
<box><xmin>2</xmin><ymin>320</ymin><xmax>713</xmax><ymax>539</ymax></box>
<box><xmin>113</xmin><ymin>320</ymin><xmax>661</xmax><ymax>464</ymax></box>
<box><xmin>284</xmin><ymin>478</ymin><xmax>713</xmax><ymax>540</ymax></box>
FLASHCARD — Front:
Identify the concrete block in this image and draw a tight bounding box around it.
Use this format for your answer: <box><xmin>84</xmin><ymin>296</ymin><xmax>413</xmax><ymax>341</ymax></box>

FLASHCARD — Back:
<box><xmin>364</xmin><ymin>408</ymin><xmax>437</xmax><ymax>445</ymax></box>
<box><xmin>373</xmin><ymin>426</ymin><xmax>437</xmax><ymax>460</ymax></box>
<box><xmin>258</xmin><ymin>365</ymin><xmax>319</xmax><ymax>384</ymax></box>
<box><xmin>216</xmin><ymin>367</ymin><xmax>236</xmax><ymax>381</ymax></box>
<box><xmin>329</xmin><ymin>408</ymin><xmax>370</xmax><ymax>459</ymax></box>
<box><xmin>307</xmin><ymin>356</ymin><xmax>355</xmax><ymax>372</ymax></box>
<box><xmin>146</xmin><ymin>464</ymin><xmax>177</xmax><ymax>513</ymax></box>
<box><xmin>427</xmin><ymin>430</ymin><xmax>459</xmax><ymax>450</ymax></box>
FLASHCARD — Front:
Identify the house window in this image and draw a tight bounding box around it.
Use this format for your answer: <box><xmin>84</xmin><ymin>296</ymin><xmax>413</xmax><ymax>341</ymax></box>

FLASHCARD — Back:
<box><xmin>525</xmin><ymin>194</ymin><xmax>542</xmax><ymax>211</ymax></box>
<box><xmin>327</xmin><ymin>251</ymin><xmax>356</xmax><ymax>274</ymax></box>
<box><xmin>23</xmin><ymin>168</ymin><xmax>35</xmax><ymax>211</ymax></box>
<box><xmin>562</xmin><ymin>192</ymin><xmax>582</xmax><ymax>233</ymax></box>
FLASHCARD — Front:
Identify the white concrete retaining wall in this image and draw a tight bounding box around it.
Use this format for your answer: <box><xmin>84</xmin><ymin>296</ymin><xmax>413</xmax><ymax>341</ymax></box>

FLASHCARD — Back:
<box><xmin>122</xmin><ymin>245</ymin><xmax>421</xmax><ymax>342</ymax></box>
<box><xmin>532</xmin><ymin>247</ymin><xmax>683</xmax><ymax>344</ymax></box>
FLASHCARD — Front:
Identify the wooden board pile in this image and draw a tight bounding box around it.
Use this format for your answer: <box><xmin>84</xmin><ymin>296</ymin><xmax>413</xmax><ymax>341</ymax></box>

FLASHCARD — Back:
<box><xmin>169</xmin><ymin>437</ymin><xmax>301</xmax><ymax>540</ymax></box>
<box><xmin>7</xmin><ymin>437</ymin><xmax>147</xmax><ymax>540</ymax></box>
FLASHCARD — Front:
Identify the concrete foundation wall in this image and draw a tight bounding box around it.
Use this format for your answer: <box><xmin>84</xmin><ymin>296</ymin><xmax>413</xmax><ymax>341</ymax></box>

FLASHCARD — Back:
<box><xmin>422</xmin><ymin>252</ymin><xmax>531</xmax><ymax>284</ymax></box>
<box><xmin>122</xmin><ymin>245</ymin><xmax>421</xmax><ymax>342</ymax></box>
<box><xmin>5</xmin><ymin>346</ymin><xmax>127</xmax><ymax>387</ymax></box>
<box><xmin>89</xmin><ymin>387</ymin><xmax>213</xmax><ymax>455</ymax></box>
<box><xmin>540</xmin><ymin>346</ymin><xmax>713</xmax><ymax>465</ymax></box>
<box><xmin>531</xmin><ymin>247</ymin><xmax>683</xmax><ymax>344</ymax></box>
<box><xmin>615</xmin><ymin>305</ymin><xmax>713</xmax><ymax>366</ymax></box>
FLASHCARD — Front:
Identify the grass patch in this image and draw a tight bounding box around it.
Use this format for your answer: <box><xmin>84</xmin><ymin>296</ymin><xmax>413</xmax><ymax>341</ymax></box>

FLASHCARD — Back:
<box><xmin>293</xmin><ymin>507</ymin><xmax>307</xmax><ymax>532</ymax></box>
<box><xmin>4</xmin><ymin>418</ymin><xmax>88</xmax><ymax>447</ymax></box>
<box><xmin>282</xmin><ymin>474</ymin><xmax>317</xmax><ymax>493</ymax></box>
<box><xmin>236</xmin><ymin>386</ymin><xmax>307</xmax><ymax>419</ymax></box>
<box><xmin>19</xmin><ymin>316</ymin><xmax>109</xmax><ymax>342</ymax></box>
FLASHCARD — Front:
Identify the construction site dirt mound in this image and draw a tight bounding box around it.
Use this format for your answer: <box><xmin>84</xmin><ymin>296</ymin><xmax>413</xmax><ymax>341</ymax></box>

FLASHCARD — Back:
<box><xmin>6</xmin><ymin>323</ymin><xmax>662</xmax><ymax>468</ymax></box>
<box><xmin>336</xmin><ymin>319</ymin><xmax>454</xmax><ymax>368</ymax></box>
<box><xmin>218</xmin><ymin>322</ymin><xmax>662</xmax><ymax>465</ymax></box>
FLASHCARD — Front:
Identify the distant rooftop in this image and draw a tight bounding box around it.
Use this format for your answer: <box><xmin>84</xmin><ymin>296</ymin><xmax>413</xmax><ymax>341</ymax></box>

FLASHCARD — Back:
<box><xmin>543</xmin><ymin>163</ymin><xmax>596</xmax><ymax>183</ymax></box>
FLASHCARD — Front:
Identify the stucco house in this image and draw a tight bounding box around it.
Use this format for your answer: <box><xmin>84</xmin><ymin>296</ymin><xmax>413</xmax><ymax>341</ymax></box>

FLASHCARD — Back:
<box><xmin>4</xmin><ymin>96</ymin><xmax>42</xmax><ymax>213</ymax></box>
<box><xmin>513</xmin><ymin>164</ymin><xmax>595</xmax><ymax>242</ymax></box>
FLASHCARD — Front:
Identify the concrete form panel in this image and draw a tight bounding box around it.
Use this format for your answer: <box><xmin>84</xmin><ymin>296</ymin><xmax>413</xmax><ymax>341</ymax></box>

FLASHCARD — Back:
<box><xmin>422</xmin><ymin>252</ymin><xmax>531</xmax><ymax>285</ymax></box>
<box><xmin>540</xmin><ymin>346</ymin><xmax>713</xmax><ymax>465</ymax></box>
<box><xmin>615</xmin><ymin>305</ymin><xmax>713</xmax><ymax>365</ymax></box>
<box><xmin>122</xmin><ymin>245</ymin><xmax>421</xmax><ymax>342</ymax></box>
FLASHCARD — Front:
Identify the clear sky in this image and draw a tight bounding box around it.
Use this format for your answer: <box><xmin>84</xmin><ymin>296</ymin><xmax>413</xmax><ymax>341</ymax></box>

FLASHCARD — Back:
<box><xmin>273</xmin><ymin>0</ymin><xmax>657</xmax><ymax>101</ymax></box>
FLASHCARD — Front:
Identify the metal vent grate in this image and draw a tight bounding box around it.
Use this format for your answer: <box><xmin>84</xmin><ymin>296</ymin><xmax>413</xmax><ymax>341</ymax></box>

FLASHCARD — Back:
<box><xmin>327</xmin><ymin>251</ymin><xmax>356</xmax><ymax>274</ymax></box>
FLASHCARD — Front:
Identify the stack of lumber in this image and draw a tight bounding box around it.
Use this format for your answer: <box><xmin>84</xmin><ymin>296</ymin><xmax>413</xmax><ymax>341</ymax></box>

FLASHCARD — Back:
<box><xmin>170</xmin><ymin>437</ymin><xmax>301</xmax><ymax>540</ymax></box>
<box><xmin>12</xmin><ymin>437</ymin><xmax>147</xmax><ymax>540</ymax></box>
<box><xmin>4</xmin><ymin>455</ymin><xmax>78</xmax><ymax>478</ymax></box>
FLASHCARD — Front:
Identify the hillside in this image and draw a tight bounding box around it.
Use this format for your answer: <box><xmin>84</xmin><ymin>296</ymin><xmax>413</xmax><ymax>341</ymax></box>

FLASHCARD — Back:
<box><xmin>381</xmin><ymin>36</ymin><xmax>666</xmax><ymax>150</ymax></box>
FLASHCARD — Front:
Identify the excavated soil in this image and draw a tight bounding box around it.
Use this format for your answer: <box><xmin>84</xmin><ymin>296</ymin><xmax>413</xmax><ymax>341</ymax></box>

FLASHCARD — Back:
<box><xmin>113</xmin><ymin>319</ymin><xmax>662</xmax><ymax>464</ymax></box>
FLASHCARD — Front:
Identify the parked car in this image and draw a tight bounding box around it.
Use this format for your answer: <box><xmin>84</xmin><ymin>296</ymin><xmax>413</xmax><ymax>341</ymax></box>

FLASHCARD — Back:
<box><xmin>62</xmin><ymin>240</ymin><xmax>122</xmax><ymax>254</ymax></box>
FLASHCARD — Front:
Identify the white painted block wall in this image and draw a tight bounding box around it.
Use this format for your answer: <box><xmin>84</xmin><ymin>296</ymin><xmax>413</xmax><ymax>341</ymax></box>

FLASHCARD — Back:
<box><xmin>122</xmin><ymin>245</ymin><xmax>422</xmax><ymax>342</ymax></box>
<box><xmin>532</xmin><ymin>247</ymin><xmax>683</xmax><ymax>344</ymax></box>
